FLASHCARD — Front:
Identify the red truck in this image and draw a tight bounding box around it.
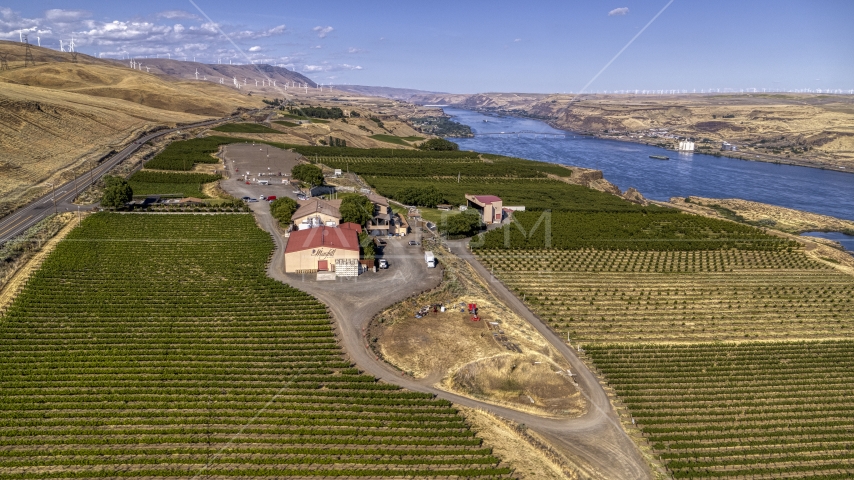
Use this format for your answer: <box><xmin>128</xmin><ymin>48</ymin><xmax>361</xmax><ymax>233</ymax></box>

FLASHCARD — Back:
<box><xmin>266</xmin><ymin>196</ymin><xmax>277</xmax><ymax>201</ymax></box>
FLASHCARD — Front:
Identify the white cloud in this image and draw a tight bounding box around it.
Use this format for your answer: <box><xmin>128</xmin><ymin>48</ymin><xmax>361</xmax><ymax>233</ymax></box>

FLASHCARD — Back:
<box><xmin>347</xmin><ymin>47</ymin><xmax>365</xmax><ymax>54</ymax></box>
<box><xmin>44</xmin><ymin>9</ymin><xmax>91</xmax><ymax>23</ymax></box>
<box><xmin>249</xmin><ymin>45</ymin><xmax>261</xmax><ymax>52</ymax></box>
<box><xmin>608</xmin><ymin>7</ymin><xmax>629</xmax><ymax>16</ymax></box>
<box><xmin>233</xmin><ymin>24</ymin><xmax>286</xmax><ymax>39</ymax></box>
<box><xmin>157</xmin><ymin>10</ymin><xmax>200</xmax><ymax>20</ymax></box>
<box><xmin>265</xmin><ymin>24</ymin><xmax>286</xmax><ymax>35</ymax></box>
<box><xmin>313</xmin><ymin>26</ymin><xmax>333</xmax><ymax>38</ymax></box>
<box><xmin>514</xmin><ymin>38</ymin><xmax>521</xmax><ymax>42</ymax></box>
<box><xmin>173</xmin><ymin>24</ymin><xmax>185</xmax><ymax>34</ymax></box>
<box><xmin>303</xmin><ymin>63</ymin><xmax>362</xmax><ymax>72</ymax></box>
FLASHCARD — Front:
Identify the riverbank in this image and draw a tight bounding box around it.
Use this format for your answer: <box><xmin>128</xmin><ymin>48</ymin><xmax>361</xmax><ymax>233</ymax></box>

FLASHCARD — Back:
<box><xmin>670</xmin><ymin>196</ymin><xmax>854</xmax><ymax>235</ymax></box>
<box><xmin>447</xmin><ymin>108</ymin><xmax>854</xmax><ymax>222</ymax></box>
<box><xmin>588</xmin><ymin>130</ymin><xmax>853</xmax><ymax>174</ymax></box>
<box><xmin>482</xmin><ymin>109</ymin><xmax>853</xmax><ymax>175</ymax></box>
<box><xmin>411</xmin><ymin>92</ymin><xmax>854</xmax><ymax>173</ymax></box>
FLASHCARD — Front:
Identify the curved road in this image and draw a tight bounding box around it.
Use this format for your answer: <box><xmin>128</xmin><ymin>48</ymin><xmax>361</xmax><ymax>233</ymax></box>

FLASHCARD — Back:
<box><xmin>0</xmin><ymin>115</ymin><xmax>242</xmax><ymax>245</ymax></box>
<box><xmin>228</xmin><ymin>175</ymin><xmax>652</xmax><ymax>479</ymax></box>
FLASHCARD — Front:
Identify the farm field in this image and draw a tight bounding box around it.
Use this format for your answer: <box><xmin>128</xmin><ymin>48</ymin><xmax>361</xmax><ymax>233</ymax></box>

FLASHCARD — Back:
<box><xmin>479</xmin><ymin>210</ymin><xmax>794</xmax><ymax>251</ymax></box>
<box><xmin>475</xmin><ymin>204</ymin><xmax>854</xmax><ymax>478</ymax></box>
<box><xmin>477</xmin><ymin>249</ymin><xmax>854</xmax><ymax>343</ymax></box>
<box><xmin>126</xmin><ymin>171</ymin><xmax>222</xmax><ymax>198</ymax></box>
<box><xmin>585</xmin><ymin>341</ymin><xmax>854</xmax><ymax>480</ymax></box>
<box><xmin>212</xmin><ymin>123</ymin><xmax>281</xmax><ymax>134</ymax></box>
<box><xmin>0</xmin><ymin>214</ymin><xmax>511</xmax><ymax>478</ymax></box>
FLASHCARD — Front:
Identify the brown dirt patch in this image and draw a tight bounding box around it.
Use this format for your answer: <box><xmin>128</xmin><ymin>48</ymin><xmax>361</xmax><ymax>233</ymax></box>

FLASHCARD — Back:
<box><xmin>371</xmin><ymin>237</ymin><xmax>583</xmax><ymax>418</ymax></box>
<box><xmin>450</xmin><ymin>353</ymin><xmax>582</xmax><ymax>417</ymax></box>
<box><xmin>458</xmin><ymin>406</ymin><xmax>578</xmax><ymax>480</ymax></box>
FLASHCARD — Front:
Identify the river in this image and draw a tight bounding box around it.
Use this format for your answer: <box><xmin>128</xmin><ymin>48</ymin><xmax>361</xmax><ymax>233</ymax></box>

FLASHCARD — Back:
<box><xmin>446</xmin><ymin>108</ymin><xmax>854</xmax><ymax>222</ymax></box>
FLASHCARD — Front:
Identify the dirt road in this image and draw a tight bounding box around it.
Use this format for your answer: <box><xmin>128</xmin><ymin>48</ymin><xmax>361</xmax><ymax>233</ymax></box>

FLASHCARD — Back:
<box><xmin>222</xmin><ymin>176</ymin><xmax>652</xmax><ymax>479</ymax></box>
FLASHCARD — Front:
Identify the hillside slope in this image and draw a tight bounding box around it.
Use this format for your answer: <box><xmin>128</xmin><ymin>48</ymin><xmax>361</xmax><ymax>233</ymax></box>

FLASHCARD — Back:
<box><xmin>118</xmin><ymin>58</ymin><xmax>317</xmax><ymax>88</ymax></box>
<box><xmin>0</xmin><ymin>82</ymin><xmax>207</xmax><ymax>215</ymax></box>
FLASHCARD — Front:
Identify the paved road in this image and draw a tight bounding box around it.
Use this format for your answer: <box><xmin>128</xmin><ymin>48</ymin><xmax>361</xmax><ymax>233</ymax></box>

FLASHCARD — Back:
<box><xmin>0</xmin><ymin>115</ymin><xmax>239</xmax><ymax>246</ymax></box>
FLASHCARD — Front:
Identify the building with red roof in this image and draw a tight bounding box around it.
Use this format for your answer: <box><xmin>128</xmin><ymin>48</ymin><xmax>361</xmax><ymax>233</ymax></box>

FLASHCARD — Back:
<box><xmin>284</xmin><ymin>225</ymin><xmax>360</xmax><ymax>274</ymax></box>
<box><xmin>465</xmin><ymin>194</ymin><xmax>504</xmax><ymax>224</ymax></box>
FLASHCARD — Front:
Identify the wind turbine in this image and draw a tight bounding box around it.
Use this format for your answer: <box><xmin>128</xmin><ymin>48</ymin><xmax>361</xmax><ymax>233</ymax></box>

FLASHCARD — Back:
<box><xmin>37</xmin><ymin>36</ymin><xmax>40</xmax><ymax>47</ymax></box>
<box><xmin>195</xmin><ymin>69</ymin><xmax>199</xmax><ymax>80</ymax></box>
<box><xmin>145</xmin><ymin>66</ymin><xmax>150</xmax><ymax>73</ymax></box>
<box><xmin>60</xmin><ymin>39</ymin><xmax>65</xmax><ymax>52</ymax></box>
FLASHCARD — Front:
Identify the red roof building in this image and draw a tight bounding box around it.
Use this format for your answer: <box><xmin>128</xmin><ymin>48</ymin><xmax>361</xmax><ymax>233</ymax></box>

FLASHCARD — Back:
<box><xmin>284</xmin><ymin>226</ymin><xmax>360</xmax><ymax>273</ymax></box>
<box><xmin>465</xmin><ymin>194</ymin><xmax>504</xmax><ymax>224</ymax></box>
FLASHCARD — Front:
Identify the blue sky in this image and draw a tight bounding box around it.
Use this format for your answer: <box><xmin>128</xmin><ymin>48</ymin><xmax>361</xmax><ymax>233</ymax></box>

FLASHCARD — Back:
<box><xmin>2</xmin><ymin>1</ymin><xmax>852</xmax><ymax>93</ymax></box>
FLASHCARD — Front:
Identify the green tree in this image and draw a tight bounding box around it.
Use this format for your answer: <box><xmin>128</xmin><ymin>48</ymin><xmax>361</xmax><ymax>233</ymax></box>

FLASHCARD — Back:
<box><xmin>269</xmin><ymin>197</ymin><xmax>299</xmax><ymax>226</ymax></box>
<box><xmin>396</xmin><ymin>186</ymin><xmax>445</xmax><ymax>208</ymax></box>
<box><xmin>291</xmin><ymin>164</ymin><xmax>324</xmax><ymax>186</ymax></box>
<box><xmin>101</xmin><ymin>177</ymin><xmax>133</xmax><ymax>209</ymax></box>
<box><xmin>358</xmin><ymin>232</ymin><xmax>377</xmax><ymax>260</ymax></box>
<box><xmin>340</xmin><ymin>195</ymin><xmax>375</xmax><ymax>226</ymax></box>
<box><xmin>417</xmin><ymin>138</ymin><xmax>459</xmax><ymax>151</ymax></box>
<box><xmin>440</xmin><ymin>210</ymin><xmax>483</xmax><ymax>237</ymax></box>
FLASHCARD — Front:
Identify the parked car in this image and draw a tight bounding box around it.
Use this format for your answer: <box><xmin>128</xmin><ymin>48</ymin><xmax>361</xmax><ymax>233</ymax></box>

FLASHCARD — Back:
<box><xmin>241</xmin><ymin>196</ymin><xmax>250</xmax><ymax>201</ymax></box>
<box><xmin>248</xmin><ymin>198</ymin><xmax>259</xmax><ymax>203</ymax></box>
<box><xmin>267</xmin><ymin>196</ymin><xmax>277</xmax><ymax>201</ymax></box>
<box><xmin>378</xmin><ymin>259</ymin><xmax>389</xmax><ymax>269</ymax></box>
<box><xmin>297</xmin><ymin>194</ymin><xmax>307</xmax><ymax>201</ymax></box>
<box><xmin>259</xmin><ymin>195</ymin><xmax>267</xmax><ymax>201</ymax></box>
<box><xmin>408</xmin><ymin>240</ymin><xmax>419</xmax><ymax>246</ymax></box>
<box><xmin>292</xmin><ymin>190</ymin><xmax>301</xmax><ymax>194</ymax></box>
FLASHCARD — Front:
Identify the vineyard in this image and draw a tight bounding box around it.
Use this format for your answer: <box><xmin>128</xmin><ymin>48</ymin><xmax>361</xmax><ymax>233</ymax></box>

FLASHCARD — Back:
<box><xmin>127</xmin><ymin>171</ymin><xmax>222</xmax><ymax>198</ymax></box>
<box><xmin>311</xmin><ymin>154</ymin><xmax>573</xmax><ymax>179</ymax></box>
<box><xmin>212</xmin><ymin>123</ymin><xmax>281</xmax><ymax>134</ymax></box>
<box><xmin>585</xmin><ymin>341</ymin><xmax>854</xmax><ymax>479</ymax></box>
<box><xmin>0</xmin><ymin>214</ymin><xmax>512</xmax><ymax>478</ymax></box>
<box><xmin>143</xmin><ymin>136</ymin><xmax>262</xmax><ymax>171</ymax></box>
<box><xmin>366</xmin><ymin>177</ymin><xmax>641</xmax><ymax>212</ymax></box>
<box><xmin>477</xmin><ymin>211</ymin><xmax>796</xmax><ymax>251</ymax></box>
<box><xmin>477</xmin><ymin>249</ymin><xmax>854</xmax><ymax>343</ymax></box>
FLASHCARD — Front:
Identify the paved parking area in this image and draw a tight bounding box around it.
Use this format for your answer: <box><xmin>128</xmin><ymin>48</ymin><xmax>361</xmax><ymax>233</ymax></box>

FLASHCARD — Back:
<box><xmin>220</xmin><ymin>144</ymin><xmax>303</xmax><ymax>201</ymax></box>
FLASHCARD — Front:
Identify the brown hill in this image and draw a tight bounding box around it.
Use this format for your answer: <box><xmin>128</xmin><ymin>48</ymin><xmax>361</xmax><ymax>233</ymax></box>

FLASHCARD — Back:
<box><xmin>0</xmin><ymin>40</ymin><xmax>292</xmax><ymax>216</ymax></box>
<box><xmin>0</xmin><ymin>82</ymin><xmax>207</xmax><ymax>215</ymax></box>
<box><xmin>110</xmin><ymin>58</ymin><xmax>317</xmax><ymax>89</ymax></box>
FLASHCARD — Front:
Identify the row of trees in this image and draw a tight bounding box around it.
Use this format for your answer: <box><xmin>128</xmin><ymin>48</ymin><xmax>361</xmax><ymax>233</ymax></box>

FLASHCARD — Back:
<box><xmin>291</xmin><ymin>164</ymin><xmax>324</xmax><ymax>186</ymax></box>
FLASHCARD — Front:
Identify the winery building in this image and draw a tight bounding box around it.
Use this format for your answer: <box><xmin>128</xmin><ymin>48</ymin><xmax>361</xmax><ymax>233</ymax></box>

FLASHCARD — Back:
<box><xmin>284</xmin><ymin>223</ymin><xmax>362</xmax><ymax>274</ymax></box>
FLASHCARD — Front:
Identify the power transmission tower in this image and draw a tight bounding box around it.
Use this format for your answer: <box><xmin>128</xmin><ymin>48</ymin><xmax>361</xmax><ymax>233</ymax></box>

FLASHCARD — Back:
<box><xmin>0</xmin><ymin>53</ymin><xmax>9</xmax><ymax>71</ymax></box>
<box><xmin>22</xmin><ymin>34</ymin><xmax>35</xmax><ymax>67</ymax></box>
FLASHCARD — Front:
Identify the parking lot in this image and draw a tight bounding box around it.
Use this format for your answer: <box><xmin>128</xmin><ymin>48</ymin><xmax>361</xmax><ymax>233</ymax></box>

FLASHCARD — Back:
<box><xmin>220</xmin><ymin>143</ymin><xmax>304</xmax><ymax>202</ymax></box>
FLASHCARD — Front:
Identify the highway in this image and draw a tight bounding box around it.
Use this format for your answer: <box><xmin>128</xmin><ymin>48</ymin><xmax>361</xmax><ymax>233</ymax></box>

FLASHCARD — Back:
<box><xmin>0</xmin><ymin>115</ymin><xmax>236</xmax><ymax>246</ymax></box>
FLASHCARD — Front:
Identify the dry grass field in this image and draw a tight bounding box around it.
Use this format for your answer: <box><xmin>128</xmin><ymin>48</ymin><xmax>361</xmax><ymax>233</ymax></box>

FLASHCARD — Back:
<box><xmin>0</xmin><ymin>82</ymin><xmax>206</xmax><ymax>215</ymax></box>
<box><xmin>371</xmin><ymin>238</ymin><xmax>582</xmax><ymax>418</ymax></box>
<box><xmin>0</xmin><ymin>41</ymin><xmax>267</xmax><ymax>216</ymax></box>
<box><xmin>670</xmin><ymin>196</ymin><xmax>854</xmax><ymax>235</ymax></box>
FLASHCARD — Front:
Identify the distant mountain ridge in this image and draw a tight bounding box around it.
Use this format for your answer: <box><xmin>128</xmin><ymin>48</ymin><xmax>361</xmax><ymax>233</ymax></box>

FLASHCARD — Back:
<box><xmin>105</xmin><ymin>58</ymin><xmax>317</xmax><ymax>89</ymax></box>
<box><xmin>332</xmin><ymin>85</ymin><xmax>446</xmax><ymax>101</ymax></box>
